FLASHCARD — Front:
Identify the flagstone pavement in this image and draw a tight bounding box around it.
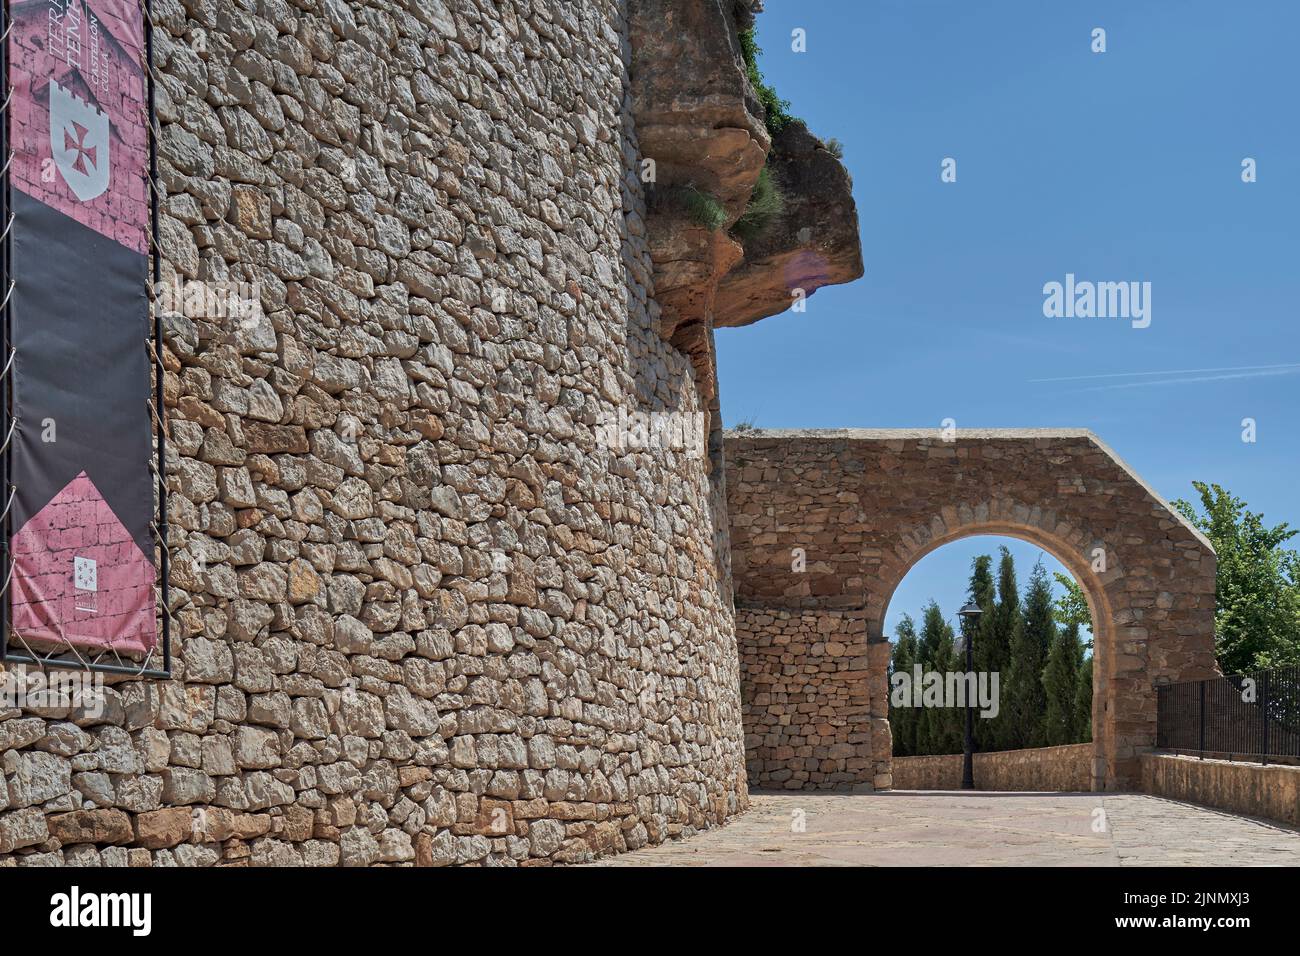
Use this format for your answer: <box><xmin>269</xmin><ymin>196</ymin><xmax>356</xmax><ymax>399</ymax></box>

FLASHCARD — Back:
<box><xmin>590</xmin><ymin>791</ymin><xmax>1300</xmax><ymax>866</ymax></box>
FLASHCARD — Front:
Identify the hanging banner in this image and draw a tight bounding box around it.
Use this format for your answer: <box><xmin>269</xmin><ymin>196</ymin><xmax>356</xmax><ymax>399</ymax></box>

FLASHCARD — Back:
<box><xmin>7</xmin><ymin>0</ymin><xmax>155</xmax><ymax>654</ymax></box>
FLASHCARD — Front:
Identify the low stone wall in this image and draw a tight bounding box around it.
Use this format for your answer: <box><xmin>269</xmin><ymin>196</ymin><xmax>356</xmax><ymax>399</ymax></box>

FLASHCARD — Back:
<box><xmin>737</xmin><ymin>607</ymin><xmax>891</xmax><ymax>791</ymax></box>
<box><xmin>893</xmin><ymin>743</ymin><xmax>1093</xmax><ymax>792</ymax></box>
<box><xmin>1140</xmin><ymin>752</ymin><xmax>1300</xmax><ymax>828</ymax></box>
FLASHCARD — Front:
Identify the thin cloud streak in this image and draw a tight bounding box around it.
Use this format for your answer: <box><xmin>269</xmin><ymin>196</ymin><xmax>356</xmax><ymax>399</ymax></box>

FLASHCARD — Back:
<box><xmin>1031</xmin><ymin>363</ymin><xmax>1300</xmax><ymax>384</ymax></box>
<box><xmin>1066</xmin><ymin>368</ymin><xmax>1300</xmax><ymax>393</ymax></box>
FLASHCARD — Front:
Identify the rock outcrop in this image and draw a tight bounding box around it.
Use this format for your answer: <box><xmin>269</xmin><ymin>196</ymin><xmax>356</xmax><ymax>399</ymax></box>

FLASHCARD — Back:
<box><xmin>714</xmin><ymin>122</ymin><xmax>864</xmax><ymax>328</ymax></box>
<box><xmin>627</xmin><ymin>0</ymin><xmax>863</xmax><ymax>399</ymax></box>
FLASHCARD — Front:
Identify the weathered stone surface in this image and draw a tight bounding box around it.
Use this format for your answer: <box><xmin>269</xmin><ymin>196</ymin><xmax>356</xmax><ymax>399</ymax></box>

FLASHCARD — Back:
<box><xmin>0</xmin><ymin>808</ymin><xmax>49</xmax><ymax>853</ymax></box>
<box><xmin>134</xmin><ymin>808</ymin><xmax>193</xmax><ymax>850</ymax></box>
<box><xmin>2</xmin><ymin>751</ymin><xmax>71</xmax><ymax>808</ymax></box>
<box><xmin>47</xmin><ymin>810</ymin><xmax>136</xmax><ymax>846</ymax></box>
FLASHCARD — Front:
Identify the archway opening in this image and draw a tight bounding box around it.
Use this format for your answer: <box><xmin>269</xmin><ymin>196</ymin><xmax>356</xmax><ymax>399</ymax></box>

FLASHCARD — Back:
<box><xmin>882</xmin><ymin>534</ymin><xmax>1099</xmax><ymax>782</ymax></box>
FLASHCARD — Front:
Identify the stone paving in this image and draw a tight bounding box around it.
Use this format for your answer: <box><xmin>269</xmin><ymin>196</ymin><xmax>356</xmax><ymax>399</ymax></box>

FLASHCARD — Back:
<box><xmin>591</xmin><ymin>791</ymin><xmax>1300</xmax><ymax>866</ymax></box>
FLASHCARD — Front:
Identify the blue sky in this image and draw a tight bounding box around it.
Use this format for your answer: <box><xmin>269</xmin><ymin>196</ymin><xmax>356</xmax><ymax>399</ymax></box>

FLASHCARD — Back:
<box><xmin>717</xmin><ymin>0</ymin><xmax>1299</xmax><ymax>636</ymax></box>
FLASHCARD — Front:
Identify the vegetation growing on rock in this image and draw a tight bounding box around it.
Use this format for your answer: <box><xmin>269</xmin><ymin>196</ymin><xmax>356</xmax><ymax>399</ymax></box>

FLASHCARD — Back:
<box><xmin>731</xmin><ymin>166</ymin><xmax>786</xmax><ymax>243</ymax></box>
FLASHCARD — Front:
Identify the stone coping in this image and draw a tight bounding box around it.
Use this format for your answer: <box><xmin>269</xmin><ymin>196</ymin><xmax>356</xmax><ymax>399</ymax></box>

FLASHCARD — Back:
<box><xmin>724</xmin><ymin>427</ymin><xmax>1215</xmax><ymax>555</ymax></box>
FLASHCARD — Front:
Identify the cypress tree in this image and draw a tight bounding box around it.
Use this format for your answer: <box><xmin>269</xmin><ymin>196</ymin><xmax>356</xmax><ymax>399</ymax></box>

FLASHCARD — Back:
<box><xmin>1005</xmin><ymin>561</ymin><xmax>1055</xmax><ymax>748</ymax></box>
<box><xmin>889</xmin><ymin>615</ymin><xmax>920</xmax><ymax>756</ymax></box>
<box><xmin>1043</xmin><ymin>621</ymin><xmax>1084</xmax><ymax>745</ymax></box>
<box><xmin>916</xmin><ymin>600</ymin><xmax>961</xmax><ymax>754</ymax></box>
<box><xmin>966</xmin><ymin>554</ymin><xmax>997</xmax><ymax>751</ymax></box>
<box><xmin>1073</xmin><ymin>655</ymin><xmax>1094</xmax><ymax>742</ymax></box>
<box><xmin>982</xmin><ymin>547</ymin><xmax>1021</xmax><ymax>750</ymax></box>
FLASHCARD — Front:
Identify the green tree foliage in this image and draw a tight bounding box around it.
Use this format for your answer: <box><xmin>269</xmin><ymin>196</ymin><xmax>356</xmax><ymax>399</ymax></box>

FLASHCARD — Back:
<box><xmin>1004</xmin><ymin>562</ymin><xmax>1054</xmax><ymax>748</ymax></box>
<box><xmin>977</xmin><ymin>547</ymin><xmax>1021</xmax><ymax>749</ymax></box>
<box><xmin>1172</xmin><ymin>481</ymin><xmax>1300</xmax><ymax>672</ymax></box>
<box><xmin>968</xmin><ymin>554</ymin><xmax>996</xmax><ymax>610</ymax></box>
<box><xmin>915</xmin><ymin>601</ymin><xmax>963</xmax><ymax>755</ymax></box>
<box><xmin>1043</xmin><ymin>621</ymin><xmax>1084</xmax><ymax>745</ymax></box>
<box><xmin>899</xmin><ymin>606</ymin><xmax>972</xmax><ymax>754</ymax></box>
<box><xmin>1051</xmin><ymin>572</ymin><xmax>1092</xmax><ymax>641</ymax></box>
<box><xmin>965</xmin><ymin>554</ymin><xmax>999</xmax><ymax>751</ymax></box>
<box><xmin>894</xmin><ymin>548</ymin><xmax>1093</xmax><ymax>756</ymax></box>
<box><xmin>888</xmin><ymin>615</ymin><xmax>920</xmax><ymax>756</ymax></box>
<box><xmin>1073</xmin><ymin>655</ymin><xmax>1093</xmax><ymax>743</ymax></box>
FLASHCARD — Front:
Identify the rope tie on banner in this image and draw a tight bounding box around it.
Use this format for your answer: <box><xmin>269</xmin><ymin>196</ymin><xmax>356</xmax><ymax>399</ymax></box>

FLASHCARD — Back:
<box><xmin>133</xmin><ymin>645</ymin><xmax>158</xmax><ymax>677</ymax></box>
<box><xmin>0</xmin><ymin>418</ymin><xmax>18</xmax><ymax>456</ymax></box>
<box><xmin>11</xmin><ymin>630</ymin><xmax>49</xmax><ymax>677</ymax></box>
<box><xmin>0</xmin><ymin>212</ymin><xmax>16</xmax><ymax>246</ymax></box>
<box><xmin>146</xmin><ymin>397</ymin><xmax>166</xmax><ymax>435</ymax></box>
<box><xmin>0</xmin><ymin>346</ymin><xmax>15</xmax><ymax>384</ymax></box>
<box><xmin>0</xmin><ymin>150</ymin><xmax>15</xmax><ymax>180</ymax></box>
<box><xmin>100</xmin><ymin>643</ymin><xmax>128</xmax><ymax>672</ymax></box>
<box><xmin>146</xmin><ymin>65</ymin><xmax>171</xmax><ymax>98</ymax></box>
<box><xmin>146</xmin><ymin>340</ymin><xmax>171</xmax><ymax>372</ymax></box>
<box><xmin>0</xmin><ymin>283</ymin><xmax>16</xmax><ymax>317</ymax></box>
<box><xmin>51</xmin><ymin>622</ymin><xmax>94</xmax><ymax>674</ymax></box>
<box><xmin>0</xmin><ymin>485</ymin><xmax>16</xmax><ymax>525</ymax></box>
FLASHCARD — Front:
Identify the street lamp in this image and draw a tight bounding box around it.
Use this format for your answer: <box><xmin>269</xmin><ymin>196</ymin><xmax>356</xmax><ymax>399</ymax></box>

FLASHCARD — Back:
<box><xmin>957</xmin><ymin>601</ymin><xmax>984</xmax><ymax>790</ymax></box>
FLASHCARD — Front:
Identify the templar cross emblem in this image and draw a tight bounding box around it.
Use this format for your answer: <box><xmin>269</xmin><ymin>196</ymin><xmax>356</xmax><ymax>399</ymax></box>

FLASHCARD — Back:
<box><xmin>63</xmin><ymin>121</ymin><xmax>99</xmax><ymax>176</ymax></box>
<box><xmin>49</xmin><ymin>81</ymin><xmax>111</xmax><ymax>202</ymax></box>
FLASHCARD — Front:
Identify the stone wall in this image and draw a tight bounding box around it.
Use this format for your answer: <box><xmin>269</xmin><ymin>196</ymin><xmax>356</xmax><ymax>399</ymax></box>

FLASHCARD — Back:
<box><xmin>1</xmin><ymin>0</ymin><xmax>753</xmax><ymax>867</ymax></box>
<box><xmin>737</xmin><ymin>607</ymin><xmax>890</xmax><ymax>790</ymax></box>
<box><xmin>892</xmin><ymin>743</ymin><xmax>1093</xmax><ymax>792</ymax></box>
<box><xmin>1140</xmin><ymin>752</ymin><xmax>1300</xmax><ymax>829</ymax></box>
<box><xmin>726</xmin><ymin>429</ymin><xmax>1218</xmax><ymax>791</ymax></box>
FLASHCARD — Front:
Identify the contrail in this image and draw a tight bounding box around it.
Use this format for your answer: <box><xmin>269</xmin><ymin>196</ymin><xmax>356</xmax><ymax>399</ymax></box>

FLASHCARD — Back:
<box><xmin>1071</xmin><ymin>368</ymin><xmax>1300</xmax><ymax>392</ymax></box>
<box><xmin>1030</xmin><ymin>362</ymin><xmax>1300</xmax><ymax>384</ymax></box>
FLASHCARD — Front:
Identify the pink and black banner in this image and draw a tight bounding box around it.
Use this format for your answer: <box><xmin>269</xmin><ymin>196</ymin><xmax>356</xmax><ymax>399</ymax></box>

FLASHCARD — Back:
<box><xmin>6</xmin><ymin>0</ymin><xmax>156</xmax><ymax>656</ymax></box>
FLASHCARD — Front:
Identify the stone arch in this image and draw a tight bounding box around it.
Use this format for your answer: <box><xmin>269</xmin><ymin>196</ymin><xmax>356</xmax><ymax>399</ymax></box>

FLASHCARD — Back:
<box><xmin>725</xmin><ymin>429</ymin><xmax>1217</xmax><ymax>792</ymax></box>
<box><xmin>874</xmin><ymin>511</ymin><xmax>1118</xmax><ymax>789</ymax></box>
<box><xmin>872</xmin><ymin>495</ymin><xmax>1123</xmax><ymax>641</ymax></box>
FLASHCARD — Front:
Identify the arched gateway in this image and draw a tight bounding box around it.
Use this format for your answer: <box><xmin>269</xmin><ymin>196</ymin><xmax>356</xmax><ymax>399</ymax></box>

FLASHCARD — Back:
<box><xmin>725</xmin><ymin>429</ymin><xmax>1218</xmax><ymax>791</ymax></box>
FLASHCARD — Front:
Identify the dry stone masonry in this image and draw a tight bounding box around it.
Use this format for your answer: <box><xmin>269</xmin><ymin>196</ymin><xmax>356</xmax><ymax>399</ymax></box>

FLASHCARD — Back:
<box><xmin>0</xmin><ymin>0</ymin><xmax>863</xmax><ymax>868</ymax></box>
<box><xmin>738</xmin><ymin>607</ymin><xmax>885</xmax><ymax>790</ymax></box>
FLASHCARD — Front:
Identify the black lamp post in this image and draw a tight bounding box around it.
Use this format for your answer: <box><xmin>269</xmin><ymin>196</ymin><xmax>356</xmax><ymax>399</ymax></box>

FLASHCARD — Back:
<box><xmin>957</xmin><ymin>601</ymin><xmax>983</xmax><ymax>790</ymax></box>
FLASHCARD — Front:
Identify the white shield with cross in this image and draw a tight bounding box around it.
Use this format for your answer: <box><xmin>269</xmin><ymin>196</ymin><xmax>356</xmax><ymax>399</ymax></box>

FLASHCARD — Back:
<box><xmin>49</xmin><ymin>81</ymin><xmax>111</xmax><ymax>203</ymax></box>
